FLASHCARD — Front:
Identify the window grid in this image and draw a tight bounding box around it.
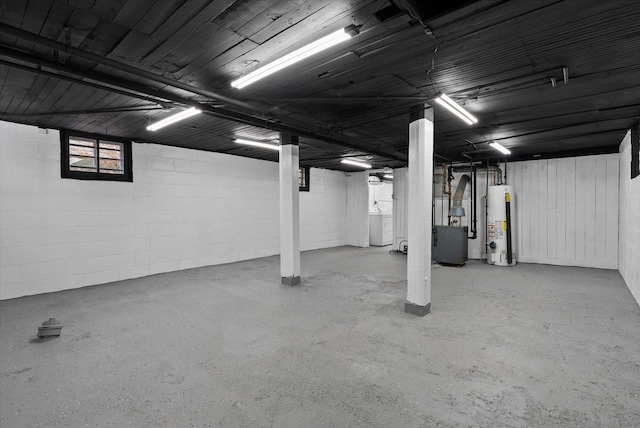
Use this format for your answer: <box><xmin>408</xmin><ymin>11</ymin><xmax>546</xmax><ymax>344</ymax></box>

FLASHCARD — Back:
<box><xmin>61</xmin><ymin>130</ymin><xmax>132</xmax><ymax>182</ymax></box>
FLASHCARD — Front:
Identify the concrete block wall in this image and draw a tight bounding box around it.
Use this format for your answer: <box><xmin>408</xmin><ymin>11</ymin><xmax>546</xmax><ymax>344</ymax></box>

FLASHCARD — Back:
<box><xmin>0</xmin><ymin>121</ymin><xmax>348</xmax><ymax>300</ymax></box>
<box><xmin>300</xmin><ymin>168</ymin><xmax>347</xmax><ymax>251</ymax></box>
<box><xmin>618</xmin><ymin>130</ymin><xmax>640</xmax><ymax>306</ymax></box>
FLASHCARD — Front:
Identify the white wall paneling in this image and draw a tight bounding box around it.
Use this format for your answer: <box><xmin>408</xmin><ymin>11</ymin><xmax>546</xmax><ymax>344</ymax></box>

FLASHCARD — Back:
<box><xmin>400</xmin><ymin>155</ymin><xmax>620</xmax><ymax>268</ymax></box>
<box><xmin>618</xmin><ymin>130</ymin><xmax>640</xmax><ymax>306</ymax></box>
<box><xmin>507</xmin><ymin>154</ymin><xmax>619</xmax><ymax>269</ymax></box>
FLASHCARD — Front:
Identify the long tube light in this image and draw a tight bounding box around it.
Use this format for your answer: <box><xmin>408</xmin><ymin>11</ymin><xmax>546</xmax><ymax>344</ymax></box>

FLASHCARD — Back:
<box><xmin>489</xmin><ymin>141</ymin><xmax>511</xmax><ymax>155</ymax></box>
<box><xmin>383</xmin><ymin>174</ymin><xmax>393</xmax><ymax>179</ymax></box>
<box><xmin>146</xmin><ymin>107</ymin><xmax>201</xmax><ymax>131</ymax></box>
<box><xmin>341</xmin><ymin>159</ymin><xmax>372</xmax><ymax>169</ymax></box>
<box><xmin>231</xmin><ymin>26</ymin><xmax>359</xmax><ymax>89</ymax></box>
<box><xmin>434</xmin><ymin>92</ymin><xmax>478</xmax><ymax>125</ymax></box>
<box><xmin>235</xmin><ymin>138</ymin><xmax>280</xmax><ymax>151</ymax></box>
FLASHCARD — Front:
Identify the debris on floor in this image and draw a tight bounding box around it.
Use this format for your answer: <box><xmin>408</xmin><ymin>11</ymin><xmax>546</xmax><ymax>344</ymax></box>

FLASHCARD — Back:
<box><xmin>36</xmin><ymin>318</ymin><xmax>63</xmax><ymax>338</ymax></box>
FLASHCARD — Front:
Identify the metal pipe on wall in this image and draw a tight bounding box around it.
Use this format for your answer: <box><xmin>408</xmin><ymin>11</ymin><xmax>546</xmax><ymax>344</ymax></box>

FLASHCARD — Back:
<box><xmin>485</xmin><ymin>160</ymin><xmax>490</xmax><ymax>257</ymax></box>
<box><xmin>505</xmin><ymin>192</ymin><xmax>513</xmax><ymax>264</ymax></box>
<box><xmin>504</xmin><ymin>158</ymin><xmax>508</xmax><ymax>184</ymax></box>
<box><xmin>441</xmin><ymin>167</ymin><xmax>445</xmax><ymax>226</ymax></box>
<box><xmin>432</xmin><ymin>162</ymin><xmax>436</xmax><ymax>230</ymax></box>
<box><xmin>469</xmin><ymin>164</ymin><xmax>478</xmax><ymax>239</ymax></box>
<box><xmin>468</xmin><ymin>161</ymin><xmax>474</xmax><ymax>237</ymax></box>
<box><xmin>447</xmin><ymin>165</ymin><xmax>453</xmax><ymax>225</ymax></box>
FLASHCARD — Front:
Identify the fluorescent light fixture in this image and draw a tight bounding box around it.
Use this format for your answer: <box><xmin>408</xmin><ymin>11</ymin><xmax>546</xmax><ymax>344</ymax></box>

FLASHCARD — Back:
<box><xmin>231</xmin><ymin>26</ymin><xmax>359</xmax><ymax>89</ymax></box>
<box><xmin>383</xmin><ymin>174</ymin><xmax>393</xmax><ymax>179</ymax></box>
<box><xmin>489</xmin><ymin>141</ymin><xmax>511</xmax><ymax>155</ymax></box>
<box><xmin>146</xmin><ymin>107</ymin><xmax>201</xmax><ymax>131</ymax></box>
<box><xmin>235</xmin><ymin>138</ymin><xmax>280</xmax><ymax>151</ymax></box>
<box><xmin>434</xmin><ymin>92</ymin><xmax>478</xmax><ymax>125</ymax></box>
<box><xmin>341</xmin><ymin>159</ymin><xmax>372</xmax><ymax>169</ymax></box>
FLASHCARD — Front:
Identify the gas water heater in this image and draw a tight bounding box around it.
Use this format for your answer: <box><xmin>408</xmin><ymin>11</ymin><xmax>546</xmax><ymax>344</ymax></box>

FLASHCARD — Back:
<box><xmin>487</xmin><ymin>185</ymin><xmax>516</xmax><ymax>266</ymax></box>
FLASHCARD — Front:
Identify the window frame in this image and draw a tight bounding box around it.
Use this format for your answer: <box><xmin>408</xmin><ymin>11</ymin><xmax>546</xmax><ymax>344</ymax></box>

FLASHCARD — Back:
<box><xmin>61</xmin><ymin>129</ymin><xmax>133</xmax><ymax>182</ymax></box>
<box><xmin>299</xmin><ymin>166</ymin><xmax>310</xmax><ymax>192</ymax></box>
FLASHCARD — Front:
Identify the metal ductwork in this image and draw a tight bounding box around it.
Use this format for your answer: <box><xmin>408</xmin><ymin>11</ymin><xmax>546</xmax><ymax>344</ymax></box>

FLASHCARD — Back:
<box><xmin>449</xmin><ymin>174</ymin><xmax>470</xmax><ymax>217</ymax></box>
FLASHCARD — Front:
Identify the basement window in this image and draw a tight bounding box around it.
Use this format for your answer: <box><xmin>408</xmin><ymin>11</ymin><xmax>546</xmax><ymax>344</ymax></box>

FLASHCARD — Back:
<box><xmin>299</xmin><ymin>166</ymin><xmax>310</xmax><ymax>191</ymax></box>
<box><xmin>61</xmin><ymin>130</ymin><xmax>132</xmax><ymax>182</ymax></box>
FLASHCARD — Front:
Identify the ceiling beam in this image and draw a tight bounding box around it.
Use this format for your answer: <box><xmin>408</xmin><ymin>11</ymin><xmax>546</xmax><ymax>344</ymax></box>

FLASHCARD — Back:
<box><xmin>0</xmin><ymin>22</ymin><xmax>262</xmax><ymax>115</ymax></box>
<box><xmin>0</xmin><ymin>46</ymin><xmax>407</xmax><ymax>163</ymax></box>
<box><xmin>0</xmin><ymin>57</ymin><xmax>170</xmax><ymax>106</ymax></box>
<box><xmin>0</xmin><ymin>106</ymin><xmax>163</xmax><ymax>118</ymax></box>
<box><xmin>0</xmin><ymin>22</ymin><xmax>414</xmax><ymax>163</ymax></box>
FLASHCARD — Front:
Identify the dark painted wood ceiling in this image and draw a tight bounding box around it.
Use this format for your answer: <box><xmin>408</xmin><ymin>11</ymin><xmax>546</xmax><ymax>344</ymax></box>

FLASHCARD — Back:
<box><xmin>1</xmin><ymin>0</ymin><xmax>639</xmax><ymax>170</ymax></box>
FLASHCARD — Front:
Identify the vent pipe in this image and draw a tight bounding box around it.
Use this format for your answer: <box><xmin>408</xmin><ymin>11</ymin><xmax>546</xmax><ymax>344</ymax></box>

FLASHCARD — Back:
<box><xmin>449</xmin><ymin>174</ymin><xmax>470</xmax><ymax>217</ymax></box>
<box><xmin>505</xmin><ymin>192</ymin><xmax>513</xmax><ymax>264</ymax></box>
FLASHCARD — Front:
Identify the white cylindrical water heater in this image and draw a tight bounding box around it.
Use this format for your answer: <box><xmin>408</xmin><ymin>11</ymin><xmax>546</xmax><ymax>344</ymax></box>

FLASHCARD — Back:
<box><xmin>487</xmin><ymin>185</ymin><xmax>516</xmax><ymax>266</ymax></box>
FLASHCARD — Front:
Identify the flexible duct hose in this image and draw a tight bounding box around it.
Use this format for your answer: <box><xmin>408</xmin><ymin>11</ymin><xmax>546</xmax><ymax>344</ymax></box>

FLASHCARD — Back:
<box><xmin>451</xmin><ymin>174</ymin><xmax>470</xmax><ymax>209</ymax></box>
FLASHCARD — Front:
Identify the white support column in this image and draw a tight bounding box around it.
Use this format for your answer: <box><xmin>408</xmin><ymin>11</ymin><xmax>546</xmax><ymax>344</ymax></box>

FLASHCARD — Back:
<box><xmin>279</xmin><ymin>133</ymin><xmax>301</xmax><ymax>285</ymax></box>
<box><xmin>405</xmin><ymin>105</ymin><xmax>434</xmax><ymax>316</ymax></box>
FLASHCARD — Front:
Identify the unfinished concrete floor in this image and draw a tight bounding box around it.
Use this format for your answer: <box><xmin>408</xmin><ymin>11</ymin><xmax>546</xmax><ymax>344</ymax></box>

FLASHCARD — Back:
<box><xmin>1</xmin><ymin>246</ymin><xmax>639</xmax><ymax>427</ymax></box>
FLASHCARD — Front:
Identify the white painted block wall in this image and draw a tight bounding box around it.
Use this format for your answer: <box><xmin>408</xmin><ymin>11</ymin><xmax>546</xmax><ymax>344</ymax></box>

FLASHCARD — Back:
<box><xmin>300</xmin><ymin>168</ymin><xmax>347</xmax><ymax>251</ymax></box>
<box><xmin>618</xmin><ymin>130</ymin><xmax>640</xmax><ymax>306</ymax></box>
<box><xmin>0</xmin><ymin>121</ymin><xmax>348</xmax><ymax>299</ymax></box>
